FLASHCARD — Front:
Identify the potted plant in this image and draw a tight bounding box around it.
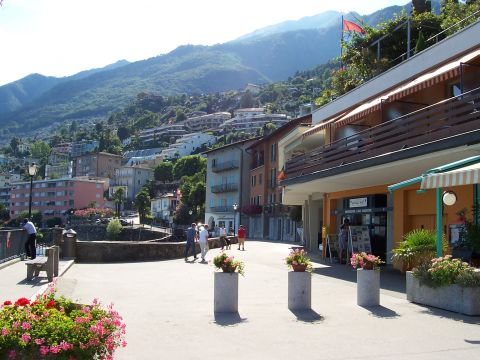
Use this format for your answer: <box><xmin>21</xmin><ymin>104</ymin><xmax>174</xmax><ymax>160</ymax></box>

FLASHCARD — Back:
<box><xmin>391</xmin><ymin>229</ymin><xmax>446</xmax><ymax>273</ymax></box>
<box><xmin>285</xmin><ymin>248</ymin><xmax>313</xmax><ymax>272</ymax></box>
<box><xmin>351</xmin><ymin>252</ymin><xmax>384</xmax><ymax>306</ymax></box>
<box><xmin>0</xmin><ymin>285</ymin><xmax>126</xmax><ymax>359</ymax></box>
<box><xmin>285</xmin><ymin>248</ymin><xmax>313</xmax><ymax>310</ymax></box>
<box><xmin>407</xmin><ymin>255</ymin><xmax>480</xmax><ymax>315</ymax></box>
<box><xmin>213</xmin><ymin>252</ymin><xmax>244</xmax><ymax>313</ymax></box>
<box><xmin>213</xmin><ymin>252</ymin><xmax>245</xmax><ymax>275</ymax></box>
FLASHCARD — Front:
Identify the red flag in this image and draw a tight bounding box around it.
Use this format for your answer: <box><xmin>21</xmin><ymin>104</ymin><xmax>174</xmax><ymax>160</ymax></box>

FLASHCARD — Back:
<box><xmin>343</xmin><ymin>20</ymin><xmax>364</xmax><ymax>34</ymax></box>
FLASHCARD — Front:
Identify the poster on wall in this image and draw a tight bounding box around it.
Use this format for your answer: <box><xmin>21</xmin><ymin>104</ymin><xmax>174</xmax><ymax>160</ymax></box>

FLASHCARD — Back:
<box><xmin>349</xmin><ymin>226</ymin><xmax>372</xmax><ymax>253</ymax></box>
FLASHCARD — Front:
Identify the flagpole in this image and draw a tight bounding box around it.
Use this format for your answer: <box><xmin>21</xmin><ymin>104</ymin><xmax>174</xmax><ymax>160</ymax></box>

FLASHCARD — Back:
<box><xmin>340</xmin><ymin>15</ymin><xmax>343</xmax><ymax>69</ymax></box>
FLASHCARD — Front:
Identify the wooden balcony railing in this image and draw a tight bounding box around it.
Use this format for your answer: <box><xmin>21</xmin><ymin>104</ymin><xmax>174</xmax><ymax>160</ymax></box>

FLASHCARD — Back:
<box><xmin>286</xmin><ymin>87</ymin><xmax>480</xmax><ymax>179</ymax></box>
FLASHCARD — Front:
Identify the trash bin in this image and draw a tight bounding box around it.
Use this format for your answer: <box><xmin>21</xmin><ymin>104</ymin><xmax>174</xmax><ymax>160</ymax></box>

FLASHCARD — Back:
<box><xmin>61</xmin><ymin>229</ymin><xmax>77</xmax><ymax>259</ymax></box>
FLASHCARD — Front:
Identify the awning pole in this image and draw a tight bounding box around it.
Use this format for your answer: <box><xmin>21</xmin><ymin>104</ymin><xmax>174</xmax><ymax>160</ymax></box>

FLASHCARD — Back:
<box><xmin>436</xmin><ymin>188</ymin><xmax>443</xmax><ymax>257</ymax></box>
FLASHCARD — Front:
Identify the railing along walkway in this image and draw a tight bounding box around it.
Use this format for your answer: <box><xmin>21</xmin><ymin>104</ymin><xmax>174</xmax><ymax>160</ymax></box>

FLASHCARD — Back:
<box><xmin>286</xmin><ymin>87</ymin><xmax>480</xmax><ymax>178</ymax></box>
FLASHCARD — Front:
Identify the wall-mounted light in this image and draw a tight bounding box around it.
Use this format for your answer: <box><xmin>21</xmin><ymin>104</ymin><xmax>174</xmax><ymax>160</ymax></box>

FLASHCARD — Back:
<box><xmin>442</xmin><ymin>191</ymin><xmax>457</xmax><ymax>206</ymax></box>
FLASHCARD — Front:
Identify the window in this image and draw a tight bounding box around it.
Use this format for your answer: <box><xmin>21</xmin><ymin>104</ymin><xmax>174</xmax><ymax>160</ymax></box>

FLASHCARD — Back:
<box><xmin>450</xmin><ymin>83</ymin><xmax>461</xmax><ymax>97</ymax></box>
<box><xmin>271</xmin><ymin>143</ymin><xmax>277</xmax><ymax>162</ymax></box>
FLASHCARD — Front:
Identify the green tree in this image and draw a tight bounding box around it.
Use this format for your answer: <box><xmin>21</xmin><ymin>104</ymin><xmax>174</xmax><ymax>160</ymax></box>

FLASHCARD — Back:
<box><xmin>134</xmin><ymin>190</ymin><xmax>151</xmax><ymax>225</ymax></box>
<box><xmin>415</xmin><ymin>31</ymin><xmax>427</xmax><ymax>54</ymax></box>
<box><xmin>154</xmin><ymin>161</ymin><xmax>174</xmax><ymax>183</ymax></box>
<box><xmin>173</xmin><ymin>155</ymin><xmax>207</xmax><ymax>180</ymax></box>
<box><xmin>240</xmin><ymin>90</ymin><xmax>255</xmax><ymax>108</ymax></box>
<box><xmin>176</xmin><ymin>109</ymin><xmax>187</xmax><ymax>122</ymax></box>
<box><xmin>107</xmin><ymin>219</ymin><xmax>123</xmax><ymax>240</ymax></box>
<box><xmin>30</xmin><ymin>140</ymin><xmax>51</xmax><ymax>163</ymax></box>
<box><xmin>112</xmin><ymin>188</ymin><xmax>125</xmax><ymax>217</ymax></box>
<box><xmin>10</xmin><ymin>137</ymin><xmax>20</xmax><ymax>156</ymax></box>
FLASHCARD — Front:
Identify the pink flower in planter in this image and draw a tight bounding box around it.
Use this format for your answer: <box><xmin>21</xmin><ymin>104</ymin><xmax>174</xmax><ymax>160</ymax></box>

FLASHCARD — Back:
<box><xmin>21</xmin><ymin>333</ymin><xmax>31</xmax><ymax>343</ymax></box>
<box><xmin>21</xmin><ymin>322</ymin><xmax>31</xmax><ymax>330</ymax></box>
<box><xmin>35</xmin><ymin>338</ymin><xmax>45</xmax><ymax>345</ymax></box>
<box><xmin>2</xmin><ymin>327</ymin><xmax>8</xmax><ymax>336</ymax></box>
<box><xmin>8</xmin><ymin>350</ymin><xmax>16</xmax><ymax>359</ymax></box>
<box><xmin>39</xmin><ymin>346</ymin><xmax>50</xmax><ymax>356</ymax></box>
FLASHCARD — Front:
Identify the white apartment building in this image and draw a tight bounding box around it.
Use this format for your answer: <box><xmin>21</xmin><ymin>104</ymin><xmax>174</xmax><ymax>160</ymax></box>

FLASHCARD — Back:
<box><xmin>221</xmin><ymin>108</ymin><xmax>289</xmax><ymax>134</ymax></box>
<box><xmin>138</xmin><ymin>124</ymin><xmax>187</xmax><ymax>145</ymax></box>
<box><xmin>184</xmin><ymin>112</ymin><xmax>231</xmax><ymax>132</ymax></box>
<box><xmin>151</xmin><ymin>193</ymin><xmax>178</xmax><ymax>225</ymax></box>
<box><xmin>160</xmin><ymin>133</ymin><xmax>216</xmax><ymax>160</ymax></box>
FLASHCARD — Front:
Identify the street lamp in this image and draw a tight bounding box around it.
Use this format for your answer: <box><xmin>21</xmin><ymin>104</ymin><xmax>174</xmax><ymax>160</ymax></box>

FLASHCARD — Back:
<box><xmin>27</xmin><ymin>163</ymin><xmax>38</xmax><ymax>220</ymax></box>
<box><xmin>233</xmin><ymin>203</ymin><xmax>239</xmax><ymax>235</ymax></box>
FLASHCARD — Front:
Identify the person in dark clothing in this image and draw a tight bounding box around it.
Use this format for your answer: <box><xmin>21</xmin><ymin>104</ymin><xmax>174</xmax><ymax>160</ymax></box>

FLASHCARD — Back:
<box><xmin>185</xmin><ymin>223</ymin><xmax>198</xmax><ymax>261</ymax></box>
<box><xmin>22</xmin><ymin>218</ymin><xmax>37</xmax><ymax>260</ymax></box>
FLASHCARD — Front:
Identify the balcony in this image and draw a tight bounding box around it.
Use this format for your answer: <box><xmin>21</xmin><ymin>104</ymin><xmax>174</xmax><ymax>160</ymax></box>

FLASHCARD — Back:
<box><xmin>211</xmin><ymin>160</ymin><xmax>239</xmax><ymax>173</ymax></box>
<box><xmin>210</xmin><ymin>183</ymin><xmax>238</xmax><ymax>193</ymax></box>
<box><xmin>285</xmin><ymin>87</ymin><xmax>480</xmax><ymax>179</ymax></box>
<box><xmin>210</xmin><ymin>206</ymin><xmax>232</xmax><ymax>213</ymax></box>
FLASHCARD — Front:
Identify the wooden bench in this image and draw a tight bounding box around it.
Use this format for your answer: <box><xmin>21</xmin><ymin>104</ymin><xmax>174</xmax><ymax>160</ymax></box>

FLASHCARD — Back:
<box><xmin>25</xmin><ymin>246</ymin><xmax>59</xmax><ymax>282</ymax></box>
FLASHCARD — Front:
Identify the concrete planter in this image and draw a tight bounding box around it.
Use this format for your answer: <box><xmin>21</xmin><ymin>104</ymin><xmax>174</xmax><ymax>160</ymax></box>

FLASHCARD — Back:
<box><xmin>357</xmin><ymin>269</ymin><xmax>380</xmax><ymax>307</ymax></box>
<box><xmin>406</xmin><ymin>271</ymin><xmax>480</xmax><ymax>316</ymax></box>
<box><xmin>214</xmin><ymin>272</ymin><xmax>238</xmax><ymax>313</ymax></box>
<box><xmin>288</xmin><ymin>271</ymin><xmax>311</xmax><ymax>310</ymax></box>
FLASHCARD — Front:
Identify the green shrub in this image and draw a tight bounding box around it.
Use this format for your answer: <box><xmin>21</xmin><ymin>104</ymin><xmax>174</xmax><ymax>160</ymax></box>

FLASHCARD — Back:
<box><xmin>106</xmin><ymin>219</ymin><xmax>122</xmax><ymax>240</ymax></box>
<box><xmin>413</xmin><ymin>255</ymin><xmax>480</xmax><ymax>288</ymax></box>
<box><xmin>391</xmin><ymin>229</ymin><xmax>447</xmax><ymax>270</ymax></box>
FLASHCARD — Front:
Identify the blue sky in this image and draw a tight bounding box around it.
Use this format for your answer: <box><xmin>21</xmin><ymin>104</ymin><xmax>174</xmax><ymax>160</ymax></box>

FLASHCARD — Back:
<box><xmin>0</xmin><ymin>0</ymin><xmax>407</xmax><ymax>86</ymax></box>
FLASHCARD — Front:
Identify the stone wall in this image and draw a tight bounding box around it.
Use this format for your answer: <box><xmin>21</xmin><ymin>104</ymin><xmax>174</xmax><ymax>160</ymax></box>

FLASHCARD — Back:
<box><xmin>70</xmin><ymin>225</ymin><xmax>169</xmax><ymax>242</ymax></box>
<box><xmin>76</xmin><ymin>236</ymin><xmax>238</xmax><ymax>263</ymax></box>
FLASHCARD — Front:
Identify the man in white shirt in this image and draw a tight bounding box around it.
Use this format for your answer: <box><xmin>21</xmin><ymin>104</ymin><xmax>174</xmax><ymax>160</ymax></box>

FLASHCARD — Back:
<box><xmin>199</xmin><ymin>224</ymin><xmax>209</xmax><ymax>263</ymax></box>
<box><xmin>22</xmin><ymin>218</ymin><xmax>37</xmax><ymax>260</ymax></box>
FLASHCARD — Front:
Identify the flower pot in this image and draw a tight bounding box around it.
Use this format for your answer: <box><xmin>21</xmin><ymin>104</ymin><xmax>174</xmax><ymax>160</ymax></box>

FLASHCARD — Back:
<box><xmin>291</xmin><ymin>264</ymin><xmax>307</xmax><ymax>272</ymax></box>
<box><xmin>214</xmin><ymin>272</ymin><xmax>238</xmax><ymax>313</ymax></box>
<box><xmin>356</xmin><ymin>268</ymin><xmax>380</xmax><ymax>307</ymax></box>
<box><xmin>288</xmin><ymin>271</ymin><xmax>311</xmax><ymax>310</ymax></box>
<box><xmin>221</xmin><ymin>265</ymin><xmax>236</xmax><ymax>273</ymax></box>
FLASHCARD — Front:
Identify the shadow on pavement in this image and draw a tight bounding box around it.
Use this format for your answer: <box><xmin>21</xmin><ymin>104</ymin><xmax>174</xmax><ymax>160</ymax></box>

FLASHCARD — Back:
<box><xmin>312</xmin><ymin>260</ymin><xmax>406</xmax><ymax>295</ymax></box>
<box><xmin>290</xmin><ymin>309</ymin><xmax>324</xmax><ymax>323</ymax></box>
<box><xmin>213</xmin><ymin>312</ymin><xmax>247</xmax><ymax>326</ymax></box>
<box><xmin>417</xmin><ymin>305</ymin><xmax>480</xmax><ymax>325</ymax></box>
<box><xmin>17</xmin><ymin>277</ymin><xmax>49</xmax><ymax>287</ymax></box>
<box><xmin>363</xmin><ymin>305</ymin><xmax>401</xmax><ymax>318</ymax></box>
<box><xmin>464</xmin><ymin>340</ymin><xmax>480</xmax><ymax>344</ymax></box>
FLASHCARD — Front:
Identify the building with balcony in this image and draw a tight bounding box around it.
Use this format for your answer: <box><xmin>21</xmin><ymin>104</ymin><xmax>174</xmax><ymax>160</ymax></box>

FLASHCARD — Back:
<box><xmin>112</xmin><ymin>165</ymin><xmax>154</xmax><ymax>202</ymax></box>
<box><xmin>10</xmin><ymin>178</ymin><xmax>106</xmax><ymax>221</ymax></box>
<box><xmin>74</xmin><ymin>152</ymin><xmax>122</xmax><ymax>179</ymax></box>
<box><xmin>151</xmin><ymin>193</ymin><xmax>178</xmax><ymax>225</ymax></box>
<box><xmin>70</xmin><ymin>140</ymin><xmax>99</xmax><ymax>158</ymax></box>
<box><xmin>204</xmin><ymin>138</ymin><xmax>257</xmax><ymax>234</ymax></box>
<box><xmin>0</xmin><ymin>187</ymin><xmax>10</xmax><ymax>208</ymax></box>
<box><xmin>184</xmin><ymin>112</ymin><xmax>231</xmax><ymax>132</ymax></box>
<box><xmin>45</xmin><ymin>162</ymin><xmax>73</xmax><ymax>180</ymax></box>
<box><xmin>245</xmin><ymin>114</ymin><xmax>312</xmax><ymax>241</ymax></box>
<box><xmin>160</xmin><ymin>133</ymin><xmax>216</xmax><ymax>160</ymax></box>
<box><xmin>138</xmin><ymin>124</ymin><xmax>187</xmax><ymax>145</ymax></box>
<box><xmin>220</xmin><ymin>108</ymin><xmax>290</xmax><ymax>134</ymax></box>
<box><xmin>281</xmin><ymin>21</ymin><xmax>480</xmax><ymax>264</ymax></box>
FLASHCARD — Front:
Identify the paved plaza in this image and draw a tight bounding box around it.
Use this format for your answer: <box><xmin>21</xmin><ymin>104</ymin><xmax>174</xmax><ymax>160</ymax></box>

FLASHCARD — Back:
<box><xmin>2</xmin><ymin>241</ymin><xmax>480</xmax><ymax>359</ymax></box>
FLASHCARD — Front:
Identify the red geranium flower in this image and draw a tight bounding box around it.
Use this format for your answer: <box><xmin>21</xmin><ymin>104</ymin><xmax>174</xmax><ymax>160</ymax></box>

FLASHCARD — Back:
<box><xmin>3</xmin><ymin>300</ymin><xmax>12</xmax><ymax>306</ymax></box>
<box><xmin>14</xmin><ymin>297</ymin><xmax>30</xmax><ymax>307</ymax></box>
<box><xmin>46</xmin><ymin>300</ymin><xmax>56</xmax><ymax>309</ymax></box>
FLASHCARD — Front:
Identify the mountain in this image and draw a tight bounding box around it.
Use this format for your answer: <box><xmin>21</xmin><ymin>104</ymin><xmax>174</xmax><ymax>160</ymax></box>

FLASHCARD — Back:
<box><xmin>0</xmin><ymin>3</ymin><xmax>416</xmax><ymax>138</ymax></box>
<box><xmin>0</xmin><ymin>60</ymin><xmax>130</xmax><ymax>116</ymax></box>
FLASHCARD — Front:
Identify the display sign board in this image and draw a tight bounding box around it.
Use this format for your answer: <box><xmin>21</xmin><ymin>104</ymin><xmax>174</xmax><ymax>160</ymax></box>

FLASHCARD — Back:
<box><xmin>349</xmin><ymin>226</ymin><xmax>372</xmax><ymax>253</ymax></box>
<box><xmin>349</xmin><ymin>197</ymin><xmax>368</xmax><ymax>208</ymax></box>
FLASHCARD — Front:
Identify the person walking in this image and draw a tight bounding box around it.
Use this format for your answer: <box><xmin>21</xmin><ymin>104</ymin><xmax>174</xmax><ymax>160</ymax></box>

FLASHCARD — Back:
<box><xmin>22</xmin><ymin>218</ymin><xmax>37</xmax><ymax>260</ymax></box>
<box><xmin>339</xmin><ymin>218</ymin><xmax>350</xmax><ymax>264</ymax></box>
<box><xmin>237</xmin><ymin>225</ymin><xmax>246</xmax><ymax>251</ymax></box>
<box><xmin>185</xmin><ymin>223</ymin><xmax>198</xmax><ymax>261</ymax></box>
<box><xmin>219</xmin><ymin>224</ymin><xmax>228</xmax><ymax>250</ymax></box>
<box><xmin>199</xmin><ymin>224</ymin><xmax>209</xmax><ymax>262</ymax></box>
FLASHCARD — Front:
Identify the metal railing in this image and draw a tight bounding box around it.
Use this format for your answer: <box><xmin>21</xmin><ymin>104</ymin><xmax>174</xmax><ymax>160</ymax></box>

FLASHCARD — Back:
<box><xmin>0</xmin><ymin>230</ymin><xmax>26</xmax><ymax>263</ymax></box>
<box><xmin>286</xmin><ymin>86</ymin><xmax>480</xmax><ymax>178</ymax></box>
<box><xmin>212</xmin><ymin>160</ymin><xmax>239</xmax><ymax>172</ymax></box>
<box><xmin>210</xmin><ymin>206</ymin><xmax>233</xmax><ymax>213</ymax></box>
<box><xmin>211</xmin><ymin>183</ymin><xmax>238</xmax><ymax>193</ymax></box>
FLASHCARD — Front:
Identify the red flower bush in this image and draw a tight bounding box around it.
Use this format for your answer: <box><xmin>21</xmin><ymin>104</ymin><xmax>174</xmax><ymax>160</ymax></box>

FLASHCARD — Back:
<box><xmin>13</xmin><ymin>298</ymin><xmax>30</xmax><ymax>307</ymax></box>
